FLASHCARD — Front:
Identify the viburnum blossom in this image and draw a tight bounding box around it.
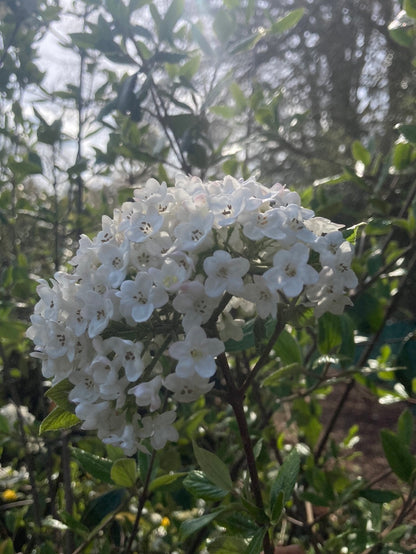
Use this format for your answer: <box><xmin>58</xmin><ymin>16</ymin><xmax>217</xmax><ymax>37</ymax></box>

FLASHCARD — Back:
<box><xmin>27</xmin><ymin>174</ymin><xmax>357</xmax><ymax>455</ymax></box>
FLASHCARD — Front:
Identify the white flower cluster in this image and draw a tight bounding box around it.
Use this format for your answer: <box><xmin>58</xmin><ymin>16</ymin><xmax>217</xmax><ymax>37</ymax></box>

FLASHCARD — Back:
<box><xmin>27</xmin><ymin>175</ymin><xmax>357</xmax><ymax>455</ymax></box>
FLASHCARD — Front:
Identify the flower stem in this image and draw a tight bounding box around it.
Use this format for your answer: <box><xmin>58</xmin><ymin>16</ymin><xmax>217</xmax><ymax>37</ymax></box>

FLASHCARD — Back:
<box><xmin>217</xmin><ymin>353</ymin><xmax>273</xmax><ymax>554</ymax></box>
<box><xmin>124</xmin><ymin>450</ymin><xmax>156</xmax><ymax>554</ymax></box>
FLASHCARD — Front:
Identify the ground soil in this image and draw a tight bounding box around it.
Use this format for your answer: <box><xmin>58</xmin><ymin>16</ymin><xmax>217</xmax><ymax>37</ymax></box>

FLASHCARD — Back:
<box><xmin>321</xmin><ymin>381</ymin><xmax>408</xmax><ymax>486</ymax></box>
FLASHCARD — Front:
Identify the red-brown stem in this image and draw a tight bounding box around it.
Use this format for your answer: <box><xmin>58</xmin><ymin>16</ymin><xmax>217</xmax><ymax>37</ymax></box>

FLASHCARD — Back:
<box><xmin>217</xmin><ymin>353</ymin><xmax>273</xmax><ymax>554</ymax></box>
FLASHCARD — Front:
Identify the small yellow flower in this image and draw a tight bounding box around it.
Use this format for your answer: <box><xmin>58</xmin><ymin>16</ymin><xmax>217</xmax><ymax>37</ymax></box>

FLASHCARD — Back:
<box><xmin>1</xmin><ymin>489</ymin><xmax>17</xmax><ymax>502</ymax></box>
<box><xmin>160</xmin><ymin>516</ymin><xmax>170</xmax><ymax>528</ymax></box>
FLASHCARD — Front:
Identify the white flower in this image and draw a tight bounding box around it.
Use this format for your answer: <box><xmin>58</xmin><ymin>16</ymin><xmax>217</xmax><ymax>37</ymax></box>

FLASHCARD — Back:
<box><xmin>203</xmin><ymin>250</ymin><xmax>250</xmax><ymax>297</ymax></box>
<box><xmin>117</xmin><ymin>272</ymin><xmax>168</xmax><ymax>322</ymax></box>
<box><xmin>69</xmin><ymin>370</ymin><xmax>102</xmax><ymax>404</ymax></box>
<box><xmin>34</xmin><ymin>278</ymin><xmax>62</xmax><ymax>320</ymax></box>
<box><xmin>163</xmin><ymin>373</ymin><xmax>214</xmax><ymax>402</ymax></box>
<box><xmin>75</xmin><ymin>400</ymin><xmax>111</xmax><ymax>431</ymax></box>
<box><xmin>99</xmin><ymin>369</ymin><xmax>129</xmax><ymax>409</ymax></box>
<box><xmin>120</xmin><ymin>205</ymin><xmax>164</xmax><ymax>243</ymax></box>
<box><xmin>304</xmin><ymin>217</ymin><xmax>344</xmax><ymax>236</ymax></box>
<box><xmin>46</xmin><ymin>321</ymin><xmax>76</xmax><ymax>361</ymax></box>
<box><xmin>28</xmin><ymin>173</ymin><xmax>358</xmax><ymax>455</ymax></box>
<box><xmin>313</xmin><ymin>231</ymin><xmax>346</xmax><ymax>265</ymax></box>
<box><xmin>96</xmin><ymin>241</ymin><xmax>129</xmax><ymax>288</ymax></box>
<box><xmin>149</xmin><ymin>257</ymin><xmax>190</xmax><ymax>292</ymax></box>
<box><xmin>243</xmin><ymin>275</ymin><xmax>279</xmax><ymax>319</ymax></box>
<box><xmin>169</xmin><ymin>326</ymin><xmax>224</xmax><ymax>378</ymax></box>
<box><xmin>307</xmin><ymin>268</ymin><xmax>353</xmax><ymax>317</ymax></box>
<box><xmin>129</xmin><ymin>375</ymin><xmax>163</xmax><ymax>412</ymax></box>
<box><xmin>130</xmin><ymin>242</ymin><xmax>160</xmax><ymax>271</ymax></box>
<box><xmin>208</xmin><ymin>176</ymin><xmax>248</xmax><ymax>226</ymax></box>
<box><xmin>106</xmin><ymin>337</ymin><xmax>144</xmax><ymax>382</ymax></box>
<box><xmin>64</xmin><ymin>296</ymin><xmax>88</xmax><ymax>337</ymax></box>
<box><xmin>172</xmin><ymin>281</ymin><xmax>218</xmax><ymax>331</ymax></box>
<box><xmin>279</xmin><ymin>204</ymin><xmax>316</xmax><ymax>246</ymax></box>
<box><xmin>133</xmin><ymin>178</ymin><xmax>173</xmax><ymax>211</ymax></box>
<box><xmin>173</xmin><ymin>213</ymin><xmax>214</xmax><ymax>251</ymax></box>
<box><xmin>94</xmin><ymin>215</ymin><xmax>118</xmax><ymax>245</ymax></box>
<box><xmin>103</xmin><ymin>422</ymin><xmax>141</xmax><ymax>456</ymax></box>
<box><xmin>81</xmin><ymin>290</ymin><xmax>114</xmax><ymax>338</ymax></box>
<box><xmin>217</xmin><ymin>311</ymin><xmax>245</xmax><ymax>342</ymax></box>
<box><xmin>139</xmin><ymin>410</ymin><xmax>179</xmax><ymax>450</ymax></box>
<box><xmin>242</xmin><ymin>208</ymin><xmax>286</xmax><ymax>241</ymax></box>
<box><xmin>263</xmin><ymin>243</ymin><xmax>319</xmax><ymax>297</ymax></box>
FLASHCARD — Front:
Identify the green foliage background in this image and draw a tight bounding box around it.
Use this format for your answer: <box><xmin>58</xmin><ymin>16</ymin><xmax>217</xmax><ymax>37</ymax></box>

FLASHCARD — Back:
<box><xmin>1</xmin><ymin>0</ymin><xmax>416</xmax><ymax>552</ymax></box>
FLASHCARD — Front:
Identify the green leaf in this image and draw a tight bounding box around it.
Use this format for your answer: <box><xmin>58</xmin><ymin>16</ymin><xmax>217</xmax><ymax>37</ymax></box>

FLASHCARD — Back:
<box><xmin>191</xmin><ymin>24</ymin><xmax>214</xmax><ymax>56</ymax></box>
<box><xmin>312</xmin><ymin>173</ymin><xmax>347</xmax><ymax>187</ymax></box>
<box><xmin>208</xmin><ymin>535</ymin><xmax>248</xmax><ymax>553</ymax></box>
<box><xmin>318</xmin><ymin>312</ymin><xmax>343</xmax><ymax>354</ymax></box>
<box><xmin>210</xmin><ymin>105</ymin><xmax>237</xmax><ymax>119</ymax></box>
<box><xmin>0</xmin><ymin>320</ymin><xmax>27</xmax><ymax>342</ymax></box>
<box><xmin>261</xmin><ymin>363</ymin><xmax>302</xmax><ymax>388</ymax></box>
<box><xmin>110</xmin><ymin>458</ymin><xmax>137</xmax><ymax>488</ymax></box>
<box><xmin>339</xmin><ymin>314</ymin><xmax>355</xmax><ymax>364</ymax></box>
<box><xmin>160</xmin><ymin>0</ymin><xmax>184</xmax><ymax>39</ymax></box>
<box><xmin>270</xmin><ymin>490</ymin><xmax>285</xmax><ymax>524</ymax></box>
<box><xmin>153</xmin><ymin>51</ymin><xmax>188</xmax><ymax>64</ymax></box>
<box><xmin>164</xmin><ymin>113</ymin><xmax>199</xmax><ymax>139</ymax></box>
<box><xmin>81</xmin><ymin>488</ymin><xmax>128</xmax><ymax>529</ymax></box>
<box><xmin>404</xmin><ymin>0</ymin><xmax>416</xmax><ymax>19</ymax></box>
<box><xmin>397</xmin><ymin>409</ymin><xmax>413</xmax><ymax>447</ymax></box>
<box><xmin>69</xmin><ymin>32</ymin><xmax>97</xmax><ymax>50</ymax></box>
<box><xmin>392</xmin><ymin>142</ymin><xmax>412</xmax><ymax>170</ymax></box>
<box><xmin>395</xmin><ymin>124</ymin><xmax>416</xmax><ymax>144</ymax></box>
<box><xmin>148</xmin><ymin>472</ymin><xmax>186</xmax><ymax>492</ymax></box>
<box><xmin>0</xmin><ymin>414</ymin><xmax>9</xmax><ymax>434</ymax></box>
<box><xmin>246</xmin><ymin>526</ymin><xmax>267</xmax><ymax>554</ymax></box>
<box><xmin>270</xmin><ymin>449</ymin><xmax>300</xmax><ymax>510</ymax></box>
<box><xmin>271</xmin><ymin>8</ymin><xmax>305</xmax><ymax>34</ymax></box>
<box><xmin>183</xmin><ymin>470</ymin><xmax>230</xmax><ymax>501</ymax></box>
<box><xmin>40</xmin><ymin>407</ymin><xmax>80</xmax><ymax>433</ymax></box>
<box><xmin>381</xmin><ymin>429</ymin><xmax>416</xmax><ymax>483</ymax></box>
<box><xmin>274</xmin><ymin>328</ymin><xmax>302</xmax><ymax>365</ymax></box>
<box><xmin>37</xmin><ymin>119</ymin><xmax>62</xmax><ymax>145</ymax></box>
<box><xmin>389</xmin><ymin>26</ymin><xmax>413</xmax><ymax>47</ymax></box>
<box><xmin>71</xmin><ymin>447</ymin><xmax>114</xmax><ymax>484</ymax></box>
<box><xmin>180</xmin><ymin>508</ymin><xmax>226</xmax><ymax>540</ymax></box>
<box><xmin>383</xmin><ymin>524</ymin><xmax>409</xmax><ymax>543</ymax></box>
<box><xmin>8</xmin><ymin>157</ymin><xmax>42</xmax><ymax>179</ymax></box>
<box><xmin>192</xmin><ymin>441</ymin><xmax>233</xmax><ymax>491</ymax></box>
<box><xmin>359</xmin><ymin>489</ymin><xmax>399</xmax><ymax>503</ymax></box>
<box><xmin>230</xmin><ymin>82</ymin><xmax>246</xmax><ymax>111</ymax></box>
<box><xmin>180</xmin><ymin>54</ymin><xmax>201</xmax><ymax>80</ymax></box>
<box><xmin>149</xmin><ymin>2</ymin><xmax>162</xmax><ymax>34</ymax></box>
<box><xmin>352</xmin><ymin>140</ymin><xmax>371</xmax><ymax>167</ymax></box>
<box><xmin>187</xmin><ymin>143</ymin><xmax>208</xmax><ymax>169</ymax></box>
<box><xmin>229</xmin><ymin>29</ymin><xmax>266</xmax><ymax>54</ymax></box>
<box><xmin>213</xmin><ymin>9</ymin><xmax>235</xmax><ymax>43</ymax></box>
<box><xmin>45</xmin><ymin>379</ymin><xmax>75</xmax><ymax>412</ymax></box>
<box><xmin>0</xmin><ymin>538</ymin><xmax>15</xmax><ymax>554</ymax></box>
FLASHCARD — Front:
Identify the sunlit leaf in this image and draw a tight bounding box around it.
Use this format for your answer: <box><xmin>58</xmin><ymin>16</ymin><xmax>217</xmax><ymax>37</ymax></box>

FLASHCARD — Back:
<box><xmin>183</xmin><ymin>470</ymin><xmax>230</xmax><ymax>501</ymax></box>
<box><xmin>271</xmin><ymin>8</ymin><xmax>305</xmax><ymax>34</ymax></box>
<box><xmin>180</xmin><ymin>508</ymin><xmax>226</xmax><ymax>540</ymax></box>
<box><xmin>148</xmin><ymin>472</ymin><xmax>186</xmax><ymax>492</ymax></box>
<box><xmin>111</xmin><ymin>458</ymin><xmax>137</xmax><ymax>488</ymax></box>
<box><xmin>352</xmin><ymin>140</ymin><xmax>371</xmax><ymax>166</ymax></box>
<box><xmin>71</xmin><ymin>447</ymin><xmax>114</xmax><ymax>484</ymax></box>
<box><xmin>40</xmin><ymin>407</ymin><xmax>80</xmax><ymax>433</ymax></box>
